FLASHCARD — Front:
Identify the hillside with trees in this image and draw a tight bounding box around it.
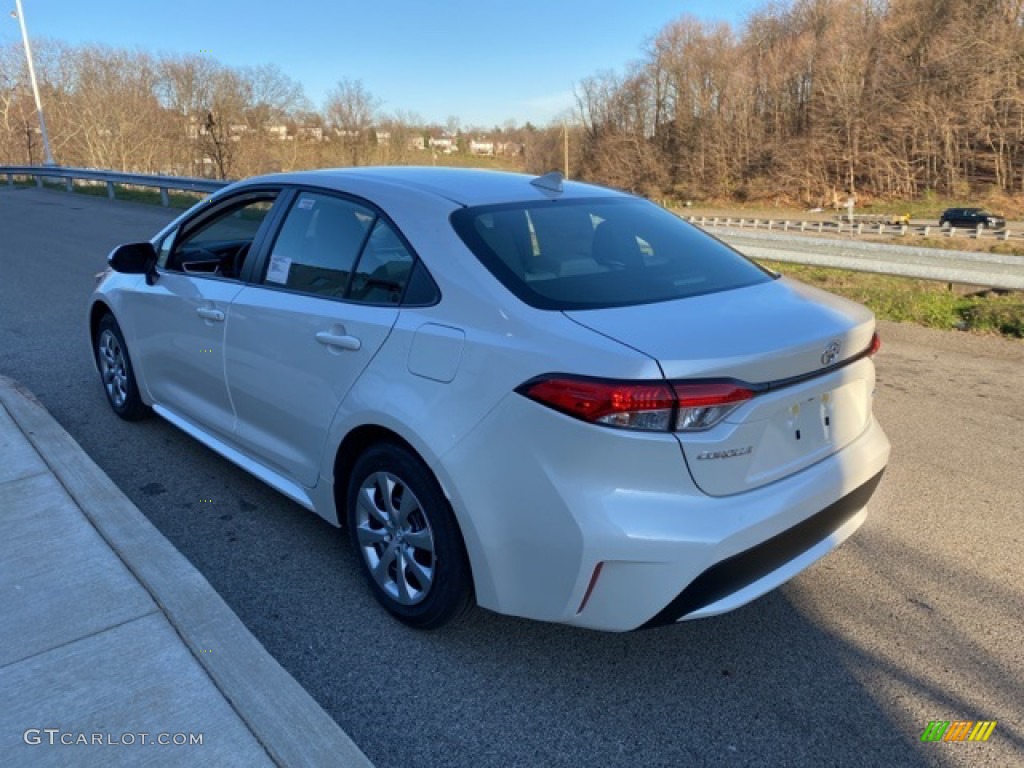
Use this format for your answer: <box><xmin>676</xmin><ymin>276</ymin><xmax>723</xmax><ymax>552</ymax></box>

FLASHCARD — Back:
<box><xmin>2</xmin><ymin>0</ymin><xmax>1023</xmax><ymax>208</ymax></box>
<box><xmin>0</xmin><ymin>43</ymin><xmax>538</xmax><ymax>179</ymax></box>
<box><xmin>575</xmin><ymin>0</ymin><xmax>1024</xmax><ymax>207</ymax></box>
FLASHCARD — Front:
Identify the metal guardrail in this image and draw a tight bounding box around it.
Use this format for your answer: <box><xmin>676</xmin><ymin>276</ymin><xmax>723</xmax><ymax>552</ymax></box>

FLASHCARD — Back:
<box><xmin>1</xmin><ymin>165</ymin><xmax>227</xmax><ymax>206</ymax></box>
<box><xmin>710</xmin><ymin>228</ymin><xmax>1024</xmax><ymax>291</ymax></box>
<box><xmin>2</xmin><ymin>165</ymin><xmax>1022</xmax><ymax>290</ymax></box>
<box><xmin>684</xmin><ymin>214</ymin><xmax>1023</xmax><ymax>242</ymax></box>
<box><xmin>677</xmin><ymin>214</ymin><xmax>1023</xmax><ymax>290</ymax></box>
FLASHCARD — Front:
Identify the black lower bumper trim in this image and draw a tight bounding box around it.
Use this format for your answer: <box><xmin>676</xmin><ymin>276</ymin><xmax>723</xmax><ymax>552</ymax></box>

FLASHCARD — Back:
<box><xmin>640</xmin><ymin>469</ymin><xmax>885</xmax><ymax>629</ymax></box>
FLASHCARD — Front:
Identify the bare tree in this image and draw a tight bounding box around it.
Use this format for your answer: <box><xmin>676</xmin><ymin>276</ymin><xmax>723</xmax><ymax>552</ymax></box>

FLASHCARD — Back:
<box><xmin>324</xmin><ymin>78</ymin><xmax>380</xmax><ymax>165</ymax></box>
<box><xmin>0</xmin><ymin>44</ymin><xmax>28</xmax><ymax>164</ymax></box>
<box><xmin>64</xmin><ymin>45</ymin><xmax>165</xmax><ymax>171</ymax></box>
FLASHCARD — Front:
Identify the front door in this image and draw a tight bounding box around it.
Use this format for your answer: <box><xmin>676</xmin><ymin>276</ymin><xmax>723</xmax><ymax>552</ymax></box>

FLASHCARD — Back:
<box><xmin>126</xmin><ymin>193</ymin><xmax>279</xmax><ymax>439</ymax></box>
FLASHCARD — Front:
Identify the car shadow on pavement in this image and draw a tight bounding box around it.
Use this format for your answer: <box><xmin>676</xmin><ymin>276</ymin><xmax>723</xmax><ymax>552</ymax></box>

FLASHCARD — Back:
<box><xmin>323</xmin><ymin>587</ymin><xmax>935</xmax><ymax>767</ymax></box>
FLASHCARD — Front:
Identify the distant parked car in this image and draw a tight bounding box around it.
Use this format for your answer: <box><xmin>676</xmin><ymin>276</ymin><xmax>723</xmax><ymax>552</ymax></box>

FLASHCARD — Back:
<box><xmin>939</xmin><ymin>208</ymin><xmax>1005</xmax><ymax>229</ymax></box>
<box><xmin>88</xmin><ymin>167</ymin><xmax>890</xmax><ymax>631</ymax></box>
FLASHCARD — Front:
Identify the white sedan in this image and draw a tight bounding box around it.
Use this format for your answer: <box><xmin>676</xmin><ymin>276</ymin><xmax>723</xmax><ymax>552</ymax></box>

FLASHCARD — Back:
<box><xmin>88</xmin><ymin>167</ymin><xmax>890</xmax><ymax>631</ymax></box>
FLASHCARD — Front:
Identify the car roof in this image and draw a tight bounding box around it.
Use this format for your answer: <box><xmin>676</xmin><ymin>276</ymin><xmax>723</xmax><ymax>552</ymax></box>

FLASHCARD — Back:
<box><xmin>232</xmin><ymin>166</ymin><xmax>630</xmax><ymax>207</ymax></box>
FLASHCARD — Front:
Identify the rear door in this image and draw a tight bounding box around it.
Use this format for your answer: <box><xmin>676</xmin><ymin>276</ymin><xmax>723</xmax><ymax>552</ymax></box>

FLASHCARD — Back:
<box><xmin>224</xmin><ymin>190</ymin><xmax>419</xmax><ymax>487</ymax></box>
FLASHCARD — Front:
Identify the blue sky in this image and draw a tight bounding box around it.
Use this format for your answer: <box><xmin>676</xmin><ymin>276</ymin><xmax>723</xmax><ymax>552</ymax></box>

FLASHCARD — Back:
<box><xmin>3</xmin><ymin>0</ymin><xmax>767</xmax><ymax>128</ymax></box>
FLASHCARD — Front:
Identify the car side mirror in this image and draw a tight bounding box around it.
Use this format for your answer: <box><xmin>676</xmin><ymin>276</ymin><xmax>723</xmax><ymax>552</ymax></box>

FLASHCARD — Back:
<box><xmin>108</xmin><ymin>242</ymin><xmax>158</xmax><ymax>285</ymax></box>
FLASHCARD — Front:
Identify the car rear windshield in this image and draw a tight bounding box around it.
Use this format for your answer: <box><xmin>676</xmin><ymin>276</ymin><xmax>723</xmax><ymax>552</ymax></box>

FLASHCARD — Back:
<box><xmin>450</xmin><ymin>197</ymin><xmax>773</xmax><ymax>310</ymax></box>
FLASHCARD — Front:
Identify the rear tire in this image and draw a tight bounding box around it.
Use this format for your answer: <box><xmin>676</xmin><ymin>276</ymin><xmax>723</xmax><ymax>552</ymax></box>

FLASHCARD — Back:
<box><xmin>346</xmin><ymin>443</ymin><xmax>473</xmax><ymax>629</ymax></box>
<box><xmin>95</xmin><ymin>314</ymin><xmax>150</xmax><ymax>421</ymax></box>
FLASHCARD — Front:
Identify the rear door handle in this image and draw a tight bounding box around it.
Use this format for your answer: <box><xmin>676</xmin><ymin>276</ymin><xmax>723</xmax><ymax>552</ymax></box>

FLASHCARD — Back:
<box><xmin>315</xmin><ymin>331</ymin><xmax>361</xmax><ymax>351</ymax></box>
<box><xmin>196</xmin><ymin>307</ymin><xmax>225</xmax><ymax>322</ymax></box>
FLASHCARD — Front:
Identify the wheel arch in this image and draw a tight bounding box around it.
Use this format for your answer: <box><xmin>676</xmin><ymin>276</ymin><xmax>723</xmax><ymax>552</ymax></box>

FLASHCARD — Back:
<box><xmin>332</xmin><ymin>424</ymin><xmax>417</xmax><ymax>519</ymax></box>
<box><xmin>88</xmin><ymin>300</ymin><xmax>114</xmax><ymax>355</ymax></box>
<box><xmin>89</xmin><ymin>303</ymin><xmax>152</xmax><ymax>420</ymax></box>
<box><xmin>330</xmin><ymin>423</ymin><xmax>482</xmax><ymax>597</ymax></box>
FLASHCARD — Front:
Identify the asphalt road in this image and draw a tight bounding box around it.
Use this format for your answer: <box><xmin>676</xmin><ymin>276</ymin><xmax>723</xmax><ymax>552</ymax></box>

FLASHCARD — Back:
<box><xmin>2</xmin><ymin>186</ymin><xmax>1022</xmax><ymax>767</ymax></box>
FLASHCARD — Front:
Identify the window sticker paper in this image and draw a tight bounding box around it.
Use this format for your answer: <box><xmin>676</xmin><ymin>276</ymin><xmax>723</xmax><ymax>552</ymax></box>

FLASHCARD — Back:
<box><xmin>266</xmin><ymin>255</ymin><xmax>292</xmax><ymax>284</ymax></box>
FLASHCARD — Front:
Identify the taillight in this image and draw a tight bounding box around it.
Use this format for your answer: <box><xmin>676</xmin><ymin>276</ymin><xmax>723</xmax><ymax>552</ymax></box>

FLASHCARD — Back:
<box><xmin>519</xmin><ymin>377</ymin><xmax>676</xmax><ymax>431</ymax></box>
<box><xmin>672</xmin><ymin>382</ymin><xmax>755</xmax><ymax>431</ymax></box>
<box><xmin>867</xmin><ymin>331</ymin><xmax>881</xmax><ymax>357</ymax></box>
<box><xmin>518</xmin><ymin>376</ymin><xmax>754</xmax><ymax>432</ymax></box>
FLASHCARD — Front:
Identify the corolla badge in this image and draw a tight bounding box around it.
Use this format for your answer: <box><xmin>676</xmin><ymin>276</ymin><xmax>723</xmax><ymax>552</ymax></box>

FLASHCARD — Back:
<box><xmin>821</xmin><ymin>340</ymin><xmax>841</xmax><ymax>366</ymax></box>
<box><xmin>696</xmin><ymin>446</ymin><xmax>753</xmax><ymax>460</ymax></box>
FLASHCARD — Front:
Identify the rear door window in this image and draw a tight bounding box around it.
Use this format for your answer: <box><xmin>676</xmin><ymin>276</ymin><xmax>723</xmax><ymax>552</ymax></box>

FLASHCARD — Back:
<box><xmin>347</xmin><ymin>218</ymin><xmax>416</xmax><ymax>304</ymax></box>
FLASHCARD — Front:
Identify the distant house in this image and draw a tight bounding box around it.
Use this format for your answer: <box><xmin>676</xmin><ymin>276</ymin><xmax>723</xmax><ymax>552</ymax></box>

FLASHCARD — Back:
<box><xmin>265</xmin><ymin>124</ymin><xmax>289</xmax><ymax>141</ymax></box>
<box><xmin>298</xmin><ymin>125</ymin><xmax>324</xmax><ymax>141</ymax></box>
<box><xmin>184</xmin><ymin>115</ymin><xmax>216</xmax><ymax>140</ymax></box>
<box><xmin>428</xmin><ymin>135</ymin><xmax>457</xmax><ymax>153</ymax></box>
<box><xmin>375</xmin><ymin>130</ymin><xmax>391</xmax><ymax>145</ymax></box>
<box><xmin>408</xmin><ymin>136</ymin><xmax>426</xmax><ymax>151</ymax></box>
<box><xmin>468</xmin><ymin>139</ymin><xmax>494</xmax><ymax>156</ymax></box>
<box><xmin>496</xmin><ymin>141</ymin><xmax>524</xmax><ymax>157</ymax></box>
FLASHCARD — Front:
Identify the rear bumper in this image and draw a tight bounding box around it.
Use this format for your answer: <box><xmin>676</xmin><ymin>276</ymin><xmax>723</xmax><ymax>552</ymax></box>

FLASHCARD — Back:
<box><xmin>640</xmin><ymin>469</ymin><xmax>883</xmax><ymax>628</ymax></box>
<box><xmin>439</xmin><ymin>394</ymin><xmax>890</xmax><ymax>632</ymax></box>
<box><xmin>568</xmin><ymin>416</ymin><xmax>889</xmax><ymax>631</ymax></box>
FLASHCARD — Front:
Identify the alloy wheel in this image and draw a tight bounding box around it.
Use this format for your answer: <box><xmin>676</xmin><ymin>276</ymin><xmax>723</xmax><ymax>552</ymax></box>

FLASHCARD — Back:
<box><xmin>354</xmin><ymin>471</ymin><xmax>437</xmax><ymax>605</ymax></box>
<box><xmin>98</xmin><ymin>329</ymin><xmax>129</xmax><ymax>408</ymax></box>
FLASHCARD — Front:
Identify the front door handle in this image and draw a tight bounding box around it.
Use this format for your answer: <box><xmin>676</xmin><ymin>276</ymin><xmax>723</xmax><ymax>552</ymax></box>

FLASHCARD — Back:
<box><xmin>196</xmin><ymin>307</ymin><xmax>225</xmax><ymax>322</ymax></box>
<box><xmin>315</xmin><ymin>331</ymin><xmax>362</xmax><ymax>352</ymax></box>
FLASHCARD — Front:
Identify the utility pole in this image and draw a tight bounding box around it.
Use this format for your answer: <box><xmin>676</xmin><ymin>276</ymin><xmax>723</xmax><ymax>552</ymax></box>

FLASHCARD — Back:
<box><xmin>12</xmin><ymin>0</ymin><xmax>55</xmax><ymax>165</ymax></box>
<box><xmin>563</xmin><ymin>120</ymin><xmax>569</xmax><ymax>179</ymax></box>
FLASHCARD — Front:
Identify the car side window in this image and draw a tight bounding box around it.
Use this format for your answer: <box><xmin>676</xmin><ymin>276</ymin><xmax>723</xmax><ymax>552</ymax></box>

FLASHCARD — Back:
<box><xmin>167</xmin><ymin>196</ymin><xmax>276</xmax><ymax>279</ymax></box>
<box><xmin>155</xmin><ymin>229</ymin><xmax>177</xmax><ymax>269</ymax></box>
<box><xmin>348</xmin><ymin>218</ymin><xmax>416</xmax><ymax>304</ymax></box>
<box><xmin>265</xmin><ymin>193</ymin><xmax>372</xmax><ymax>298</ymax></box>
<box><xmin>264</xmin><ymin>192</ymin><xmax>427</xmax><ymax>305</ymax></box>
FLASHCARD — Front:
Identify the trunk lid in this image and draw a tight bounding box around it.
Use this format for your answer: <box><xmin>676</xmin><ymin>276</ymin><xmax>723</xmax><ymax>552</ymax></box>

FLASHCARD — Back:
<box><xmin>565</xmin><ymin>278</ymin><xmax>877</xmax><ymax>496</ymax></box>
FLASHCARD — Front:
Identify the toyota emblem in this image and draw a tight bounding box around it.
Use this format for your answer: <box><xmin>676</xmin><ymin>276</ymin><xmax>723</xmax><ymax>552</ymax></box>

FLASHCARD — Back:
<box><xmin>821</xmin><ymin>340</ymin><xmax>841</xmax><ymax>366</ymax></box>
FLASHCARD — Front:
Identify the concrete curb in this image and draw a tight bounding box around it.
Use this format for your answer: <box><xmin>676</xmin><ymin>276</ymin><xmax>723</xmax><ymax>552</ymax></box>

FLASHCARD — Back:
<box><xmin>0</xmin><ymin>375</ymin><xmax>372</xmax><ymax>768</ymax></box>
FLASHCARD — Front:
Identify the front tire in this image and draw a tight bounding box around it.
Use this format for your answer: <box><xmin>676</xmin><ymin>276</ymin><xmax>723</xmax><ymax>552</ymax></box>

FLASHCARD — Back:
<box><xmin>95</xmin><ymin>314</ymin><xmax>150</xmax><ymax>421</ymax></box>
<box><xmin>346</xmin><ymin>443</ymin><xmax>473</xmax><ymax>629</ymax></box>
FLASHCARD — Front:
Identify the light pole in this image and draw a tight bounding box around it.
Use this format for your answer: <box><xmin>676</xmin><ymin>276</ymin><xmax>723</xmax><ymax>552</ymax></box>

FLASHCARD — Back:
<box><xmin>563</xmin><ymin>120</ymin><xmax>571</xmax><ymax>180</ymax></box>
<box><xmin>11</xmin><ymin>0</ymin><xmax>55</xmax><ymax>165</ymax></box>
